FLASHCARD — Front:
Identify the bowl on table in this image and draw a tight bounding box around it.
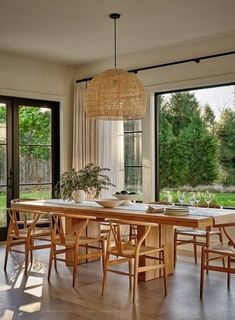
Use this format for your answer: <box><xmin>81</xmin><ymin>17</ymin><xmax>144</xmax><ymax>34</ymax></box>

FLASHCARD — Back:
<box><xmin>95</xmin><ymin>199</ymin><xmax>125</xmax><ymax>208</ymax></box>
<box><xmin>113</xmin><ymin>194</ymin><xmax>137</xmax><ymax>206</ymax></box>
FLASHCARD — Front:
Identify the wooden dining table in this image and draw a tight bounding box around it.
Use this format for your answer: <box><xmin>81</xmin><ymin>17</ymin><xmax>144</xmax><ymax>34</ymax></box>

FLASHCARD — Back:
<box><xmin>12</xmin><ymin>199</ymin><xmax>234</xmax><ymax>281</ymax></box>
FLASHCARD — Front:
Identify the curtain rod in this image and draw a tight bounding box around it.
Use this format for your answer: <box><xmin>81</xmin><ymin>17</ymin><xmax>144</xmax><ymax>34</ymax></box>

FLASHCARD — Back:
<box><xmin>76</xmin><ymin>50</ymin><xmax>235</xmax><ymax>83</ymax></box>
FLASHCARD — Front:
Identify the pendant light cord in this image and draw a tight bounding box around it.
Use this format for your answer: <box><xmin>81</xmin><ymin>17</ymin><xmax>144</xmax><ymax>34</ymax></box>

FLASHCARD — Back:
<box><xmin>114</xmin><ymin>17</ymin><xmax>117</xmax><ymax>69</ymax></box>
<box><xmin>110</xmin><ymin>13</ymin><xmax>120</xmax><ymax>69</ymax></box>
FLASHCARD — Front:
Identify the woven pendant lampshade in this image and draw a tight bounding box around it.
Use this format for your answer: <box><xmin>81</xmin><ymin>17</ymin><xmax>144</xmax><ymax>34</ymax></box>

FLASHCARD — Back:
<box><xmin>84</xmin><ymin>14</ymin><xmax>147</xmax><ymax>120</ymax></box>
<box><xmin>85</xmin><ymin>68</ymin><xmax>147</xmax><ymax>120</ymax></box>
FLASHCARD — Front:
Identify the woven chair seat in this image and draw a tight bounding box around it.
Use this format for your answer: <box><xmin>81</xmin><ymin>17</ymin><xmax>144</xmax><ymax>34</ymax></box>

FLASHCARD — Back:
<box><xmin>209</xmin><ymin>244</ymin><xmax>235</xmax><ymax>255</ymax></box>
<box><xmin>176</xmin><ymin>228</ymin><xmax>221</xmax><ymax>236</ymax></box>
<box><xmin>110</xmin><ymin>241</ymin><xmax>161</xmax><ymax>257</ymax></box>
<box><xmin>54</xmin><ymin>234</ymin><xmax>103</xmax><ymax>246</ymax></box>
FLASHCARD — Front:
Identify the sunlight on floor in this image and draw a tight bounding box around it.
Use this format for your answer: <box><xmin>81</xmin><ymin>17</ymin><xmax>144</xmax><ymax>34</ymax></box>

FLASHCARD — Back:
<box><xmin>24</xmin><ymin>285</ymin><xmax>43</xmax><ymax>298</ymax></box>
<box><xmin>0</xmin><ymin>309</ymin><xmax>14</xmax><ymax>320</ymax></box>
<box><xmin>13</xmin><ymin>269</ymin><xmax>24</xmax><ymax>289</ymax></box>
<box><xmin>0</xmin><ymin>284</ymin><xmax>11</xmax><ymax>292</ymax></box>
<box><xmin>18</xmin><ymin>302</ymin><xmax>41</xmax><ymax>313</ymax></box>
<box><xmin>26</xmin><ymin>276</ymin><xmax>43</xmax><ymax>287</ymax></box>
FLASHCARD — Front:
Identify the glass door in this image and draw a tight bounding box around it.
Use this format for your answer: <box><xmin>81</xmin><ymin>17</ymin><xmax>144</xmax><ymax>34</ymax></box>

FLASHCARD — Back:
<box><xmin>0</xmin><ymin>98</ymin><xmax>11</xmax><ymax>240</ymax></box>
<box><xmin>0</xmin><ymin>97</ymin><xmax>60</xmax><ymax>241</ymax></box>
<box><xmin>18</xmin><ymin>104</ymin><xmax>53</xmax><ymax>199</ymax></box>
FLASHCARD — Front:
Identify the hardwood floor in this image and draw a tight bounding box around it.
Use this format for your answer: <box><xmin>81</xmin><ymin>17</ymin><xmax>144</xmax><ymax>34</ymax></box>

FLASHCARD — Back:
<box><xmin>0</xmin><ymin>243</ymin><xmax>234</xmax><ymax>320</ymax></box>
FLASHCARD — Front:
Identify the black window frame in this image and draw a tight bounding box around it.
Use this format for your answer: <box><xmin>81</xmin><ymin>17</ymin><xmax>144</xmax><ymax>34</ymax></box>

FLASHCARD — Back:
<box><xmin>124</xmin><ymin>120</ymin><xmax>143</xmax><ymax>193</ymax></box>
<box><xmin>154</xmin><ymin>82</ymin><xmax>235</xmax><ymax>205</ymax></box>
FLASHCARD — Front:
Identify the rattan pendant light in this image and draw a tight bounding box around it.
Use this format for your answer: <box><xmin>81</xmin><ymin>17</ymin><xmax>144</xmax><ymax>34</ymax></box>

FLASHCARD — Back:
<box><xmin>84</xmin><ymin>13</ymin><xmax>147</xmax><ymax>120</ymax></box>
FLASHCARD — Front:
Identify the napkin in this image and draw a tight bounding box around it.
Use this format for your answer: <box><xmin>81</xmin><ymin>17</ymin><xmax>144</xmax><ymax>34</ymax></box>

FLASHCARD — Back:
<box><xmin>146</xmin><ymin>206</ymin><xmax>165</xmax><ymax>214</ymax></box>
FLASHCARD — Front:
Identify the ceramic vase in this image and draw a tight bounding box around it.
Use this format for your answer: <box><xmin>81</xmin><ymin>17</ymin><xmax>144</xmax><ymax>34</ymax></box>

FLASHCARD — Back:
<box><xmin>73</xmin><ymin>190</ymin><xmax>85</xmax><ymax>203</ymax></box>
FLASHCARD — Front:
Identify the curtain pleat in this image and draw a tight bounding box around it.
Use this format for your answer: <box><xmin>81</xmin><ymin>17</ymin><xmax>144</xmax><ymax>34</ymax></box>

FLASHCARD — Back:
<box><xmin>72</xmin><ymin>82</ymin><xmax>124</xmax><ymax>197</ymax></box>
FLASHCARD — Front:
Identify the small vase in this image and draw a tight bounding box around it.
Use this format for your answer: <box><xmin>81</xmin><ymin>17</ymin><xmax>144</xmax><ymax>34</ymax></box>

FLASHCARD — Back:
<box><xmin>73</xmin><ymin>190</ymin><xmax>85</xmax><ymax>203</ymax></box>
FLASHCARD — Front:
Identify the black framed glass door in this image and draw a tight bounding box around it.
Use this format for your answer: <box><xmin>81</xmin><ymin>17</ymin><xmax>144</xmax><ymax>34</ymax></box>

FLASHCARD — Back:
<box><xmin>0</xmin><ymin>96</ymin><xmax>60</xmax><ymax>241</ymax></box>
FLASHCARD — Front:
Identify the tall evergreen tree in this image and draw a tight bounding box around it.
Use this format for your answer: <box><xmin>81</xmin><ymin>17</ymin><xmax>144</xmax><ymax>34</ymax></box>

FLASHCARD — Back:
<box><xmin>216</xmin><ymin>108</ymin><xmax>235</xmax><ymax>185</ymax></box>
<box><xmin>159</xmin><ymin>92</ymin><xmax>219</xmax><ymax>188</ymax></box>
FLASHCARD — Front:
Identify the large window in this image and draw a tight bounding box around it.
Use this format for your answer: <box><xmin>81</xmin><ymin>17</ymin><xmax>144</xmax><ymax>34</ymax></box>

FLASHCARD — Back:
<box><xmin>156</xmin><ymin>84</ymin><xmax>235</xmax><ymax>207</ymax></box>
<box><xmin>124</xmin><ymin>120</ymin><xmax>143</xmax><ymax>196</ymax></box>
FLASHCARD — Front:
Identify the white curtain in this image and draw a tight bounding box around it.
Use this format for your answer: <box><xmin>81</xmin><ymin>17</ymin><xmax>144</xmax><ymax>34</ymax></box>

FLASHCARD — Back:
<box><xmin>72</xmin><ymin>82</ymin><xmax>124</xmax><ymax>197</ymax></box>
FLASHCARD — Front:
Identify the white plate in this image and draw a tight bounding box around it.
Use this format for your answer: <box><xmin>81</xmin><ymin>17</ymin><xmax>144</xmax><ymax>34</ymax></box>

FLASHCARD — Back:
<box><xmin>165</xmin><ymin>207</ymin><xmax>189</xmax><ymax>216</ymax></box>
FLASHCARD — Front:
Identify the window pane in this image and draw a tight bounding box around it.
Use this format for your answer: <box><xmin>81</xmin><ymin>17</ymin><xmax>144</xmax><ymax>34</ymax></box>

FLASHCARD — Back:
<box><xmin>0</xmin><ymin>145</ymin><xmax>6</xmax><ymax>186</ymax></box>
<box><xmin>19</xmin><ymin>106</ymin><xmax>51</xmax><ymax>145</ymax></box>
<box><xmin>0</xmin><ymin>104</ymin><xmax>6</xmax><ymax>144</ymax></box>
<box><xmin>19</xmin><ymin>146</ymin><xmax>52</xmax><ymax>184</ymax></box>
<box><xmin>124</xmin><ymin>120</ymin><xmax>142</xmax><ymax>132</ymax></box>
<box><xmin>158</xmin><ymin>86</ymin><xmax>235</xmax><ymax>207</ymax></box>
<box><xmin>124</xmin><ymin>133</ymin><xmax>142</xmax><ymax>166</ymax></box>
<box><xmin>20</xmin><ymin>185</ymin><xmax>52</xmax><ymax>199</ymax></box>
<box><xmin>125</xmin><ymin>167</ymin><xmax>142</xmax><ymax>193</ymax></box>
<box><xmin>0</xmin><ymin>187</ymin><xmax>7</xmax><ymax>227</ymax></box>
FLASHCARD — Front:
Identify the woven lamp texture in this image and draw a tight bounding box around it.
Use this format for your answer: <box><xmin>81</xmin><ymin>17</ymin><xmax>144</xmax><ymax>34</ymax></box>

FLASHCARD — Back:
<box><xmin>84</xmin><ymin>69</ymin><xmax>147</xmax><ymax>120</ymax></box>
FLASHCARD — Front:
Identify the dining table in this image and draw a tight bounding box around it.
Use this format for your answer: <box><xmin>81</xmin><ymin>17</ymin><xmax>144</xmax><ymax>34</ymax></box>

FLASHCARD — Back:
<box><xmin>11</xmin><ymin>199</ymin><xmax>235</xmax><ymax>281</ymax></box>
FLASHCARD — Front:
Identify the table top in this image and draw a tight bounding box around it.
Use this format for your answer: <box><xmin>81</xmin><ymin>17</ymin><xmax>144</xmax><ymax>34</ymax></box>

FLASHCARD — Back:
<box><xmin>11</xmin><ymin>199</ymin><xmax>218</xmax><ymax>228</ymax></box>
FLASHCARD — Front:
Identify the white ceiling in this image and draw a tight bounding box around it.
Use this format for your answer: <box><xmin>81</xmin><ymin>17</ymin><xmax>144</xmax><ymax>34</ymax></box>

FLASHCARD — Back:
<box><xmin>0</xmin><ymin>0</ymin><xmax>235</xmax><ymax>66</ymax></box>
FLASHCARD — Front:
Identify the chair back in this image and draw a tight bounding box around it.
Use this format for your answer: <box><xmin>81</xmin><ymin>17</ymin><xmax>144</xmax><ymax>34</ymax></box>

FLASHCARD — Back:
<box><xmin>7</xmin><ymin>208</ymin><xmax>41</xmax><ymax>237</ymax></box>
<box><xmin>222</xmin><ymin>223</ymin><xmax>235</xmax><ymax>249</ymax></box>
<box><xmin>50</xmin><ymin>212</ymin><xmax>94</xmax><ymax>245</ymax></box>
<box><xmin>106</xmin><ymin>219</ymin><xmax>157</xmax><ymax>255</ymax></box>
<box><xmin>12</xmin><ymin>199</ymin><xmax>50</xmax><ymax>221</ymax></box>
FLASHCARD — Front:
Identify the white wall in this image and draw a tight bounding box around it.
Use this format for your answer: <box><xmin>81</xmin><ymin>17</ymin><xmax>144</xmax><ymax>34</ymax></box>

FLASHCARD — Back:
<box><xmin>0</xmin><ymin>53</ymin><xmax>74</xmax><ymax>171</ymax></box>
<box><xmin>74</xmin><ymin>32</ymin><xmax>235</xmax><ymax>201</ymax></box>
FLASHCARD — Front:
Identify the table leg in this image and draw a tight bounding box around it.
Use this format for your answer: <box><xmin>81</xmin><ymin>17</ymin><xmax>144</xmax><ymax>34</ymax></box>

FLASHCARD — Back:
<box><xmin>65</xmin><ymin>217</ymin><xmax>101</xmax><ymax>265</ymax></box>
<box><xmin>138</xmin><ymin>224</ymin><xmax>174</xmax><ymax>281</ymax></box>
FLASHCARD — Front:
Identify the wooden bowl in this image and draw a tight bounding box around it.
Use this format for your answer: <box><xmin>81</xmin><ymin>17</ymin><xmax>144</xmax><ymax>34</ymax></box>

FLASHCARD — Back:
<box><xmin>95</xmin><ymin>199</ymin><xmax>125</xmax><ymax>208</ymax></box>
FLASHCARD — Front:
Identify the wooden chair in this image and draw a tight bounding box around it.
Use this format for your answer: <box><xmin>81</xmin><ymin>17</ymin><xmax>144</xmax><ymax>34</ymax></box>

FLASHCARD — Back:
<box><xmin>200</xmin><ymin>223</ymin><xmax>235</xmax><ymax>298</ymax></box>
<box><xmin>48</xmin><ymin>212</ymin><xmax>105</xmax><ymax>287</ymax></box>
<box><xmin>11</xmin><ymin>199</ymin><xmax>51</xmax><ymax>229</ymax></box>
<box><xmin>102</xmin><ymin>219</ymin><xmax>167</xmax><ymax>304</ymax></box>
<box><xmin>174</xmin><ymin>226</ymin><xmax>223</xmax><ymax>266</ymax></box>
<box><xmin>4</xmin><ymin>208</ymin><xmax>52</xmax><ymax>275</ymax></box>
<box><xmin>101</xmin><ymin>221</ymin><xmax>137</xmax><ymax>244</ymax></box>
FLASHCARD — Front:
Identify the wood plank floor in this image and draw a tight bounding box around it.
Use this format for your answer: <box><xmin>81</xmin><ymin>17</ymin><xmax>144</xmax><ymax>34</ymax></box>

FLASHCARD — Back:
<box><xmin>0</xmin><ymin>244</ymin><xmax>234</xmax><ymax>320</ymax></box>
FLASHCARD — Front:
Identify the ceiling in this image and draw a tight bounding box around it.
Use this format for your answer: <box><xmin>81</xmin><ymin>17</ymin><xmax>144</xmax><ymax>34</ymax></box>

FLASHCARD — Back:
<box><xmin>1</xmin><ymin>0</ymin><xmax>235</xmax><ymax>66</ymax></box>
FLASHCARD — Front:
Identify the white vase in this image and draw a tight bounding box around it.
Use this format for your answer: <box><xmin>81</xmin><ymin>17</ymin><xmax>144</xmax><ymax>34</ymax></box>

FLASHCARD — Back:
<box><xmin>73</xmin><ymin>190</ymin><xmax>85</xmax><ymax>203</ymax></box>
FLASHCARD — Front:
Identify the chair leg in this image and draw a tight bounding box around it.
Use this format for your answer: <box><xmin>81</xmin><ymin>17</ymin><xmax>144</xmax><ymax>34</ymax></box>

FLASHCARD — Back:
<box><xmin>162</xmin><ymin>247</ymin><xmax>167</xmax><ymax>296</ymax></box>
<box><xmin>48</xmin><ymin>245</ymin><xmax>55</xmax><ymax>282</ymax></box>
<box><xmin>100</xmin><ymin>238</ymin><xmax>106</xmax><ymax>275</ymax></box>
<box><xmin>133</xmin><ymin>255</ymin><xmax>139</xmax><ymax>304</ymax></box>
<box><xmin>30</xmin><ymin>239</ymin><xmax>34</xmax><ymax>264</ymax></box>
<box><xmin>128</xmin><ymin>260</ymin><xmax>132</xmax><ymax>290</ymax></box>
<box><xmin>72</xmin><ymin>247</ymin><xmax>78</xmax><ymax>288</ymax></box>
<box><xmin>227</xmin><ymin>256</ymin><xmax>231</xmax><ymax>289</ymax></box>
<box><xmin>102</xmin><ymin>253</ymin><xmax>110</xmax><ymax>295</ymax></box>
<box><xmin>205</xmin><ymin>234</ymin><xmax>210</xmax><ymax>274</ymax></box>
<box><xmin>200</xmin><ymin>247</ymin><xmax>206</xmax><ymax>298</ymax></box>
<box><xmin>4</xmin><ymin>242</ymin><xmax>10</xmax><ymax>271</ymax></box>
<box><xmin>54</xmin><ymin>247</ymin><xmax>58</xmax><ymax>272</ymax></box>
<box><xmin>24</xmin><ymin>243</ymin><xmax>30</xmax><ymax>276</ymax></box>
<box><xmin>193</xmin><ymin>236</ymin><xmax>197</xmax><ymax>264</ymax></box>
<box><xmin>173</xmin><ymin>229</ymin><xmax>177</xmax><ymax>268</ymax></box>
<box><xmin>219</xmin><ymin>231</ymin><xmax>225</xmax><ymax>267</ymax></box>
